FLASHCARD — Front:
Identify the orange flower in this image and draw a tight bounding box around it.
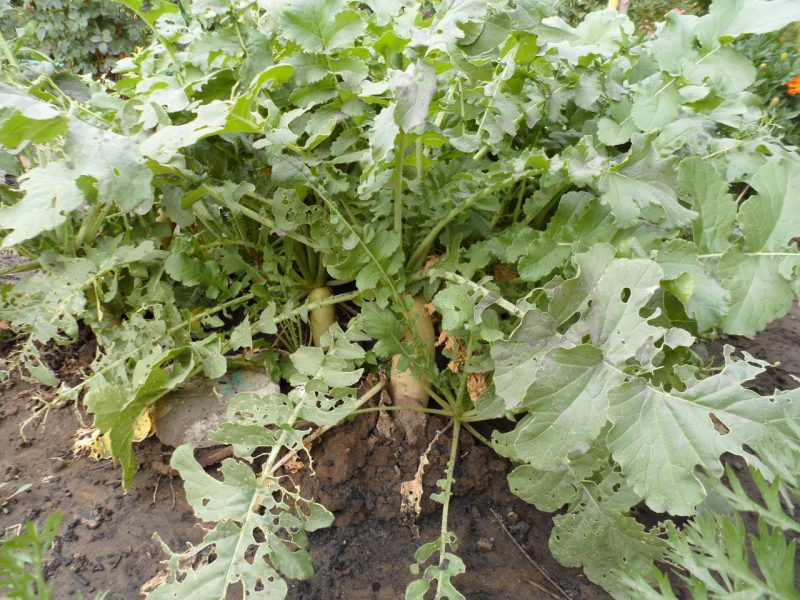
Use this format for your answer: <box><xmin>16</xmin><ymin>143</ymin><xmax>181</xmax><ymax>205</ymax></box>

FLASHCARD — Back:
<box><xmin>788</xmin><ymin>75</ymin><xmax>800</xmax><ymax>96</ymax></box>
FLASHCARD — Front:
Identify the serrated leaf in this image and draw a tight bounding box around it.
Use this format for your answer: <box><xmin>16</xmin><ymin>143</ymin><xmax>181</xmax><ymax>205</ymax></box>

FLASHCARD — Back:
<box><xmin>0</xmin><ymin>83</ymin><xmax>68</xmax><ymax>147</ymax></box>
<box><xmin>230</xmin><ymin>319</ymin><xmax>253</xmax><ymax>350</ymax></box>
<box><xmin>369</xmin><ymin>105</ymin><xmax>399</xmax><ymax>163</ymax></box>
<box><xmin>598</xmin><ymin>143</ymin><xmax>696</xmax><ymax>228</ymax></box>
<box><xmin>65</xmin><ymin>120</ymin><xmax>153</xmax><ymax>214</ymax></box>
<box><xmin>588</xmin><ymin>259</ymin><xmax>664</xmax><ymax>363</ymax></box>
<box><xmin>361</xmin><ymin>304</ymin><xmax>406</xmax><ymax>358</ymax></box>
<box><xmin>510</xmin><ymin>454</ymin><xmax>664</xmax><ymax>598</ymax></box>
<box><xmin>0</xmin><ymin>163</ymin><xmax>83</xmax><ymax>246</ymax></box>
<box><xmin>679</xmin><ymin>157</ymin><xmax>736</xmax><ymax>255</ymax></box>
<box><xmin>391</xmin><ymin>61</ymin><xmax>437</xmax><ymax>131</ymax></box>
<box><xmin>491</xmin><ymin>308</ymin><xmax>562</xmax><ymax>409</ymax></box>
<box><xmin>433</xmin><ymin>285</ymin><xmax>474</xmax><ymax>332</ymax></box>
<box><xmin>655</xmin><ymin>239</ymin><xmax>730</xmax><ymax>332</ymax></box>
<box><xmin>717</xmin><ymin>249</ymin><xmax>799</xmax><ymax>337</ymax></box>
<box><xmin>631</xmin><ymin>76</ymin><xmax>680</xmax><ymax>132</ymax></box>
<box><xmin>141</xmin><ymin>101</ymin><xmax>230</xmax><ymax>162</ymax></box>
<box><xmin>739</xmin><ymin>156</ymin><xmax>800</xmax><ymax>253</ymax></box>
<box><xmin>494</xmin><ymin>345</ymin><xmax>624</xmax><ymax>468</ymax></box>
<box><xmin>695</xmin><ymin>0</ymin><xmax>800</xmax><ymax>48</ymax></box>
<box><xmin>280</xmin><ymin>0</ymin><xmax>365</xmax><ymax>54</ymax></box>
<box><xmin>607</xmin><ymin>349</ymin><xmax>799</xmax><ymax>515</ymax></box>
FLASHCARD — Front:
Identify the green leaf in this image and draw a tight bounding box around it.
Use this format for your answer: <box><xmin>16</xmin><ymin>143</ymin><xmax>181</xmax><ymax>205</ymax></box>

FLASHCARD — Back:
<box><xmin>607</xmin><ymin>349</ymin><xmax>799</xmax><ymax>515</ymax></box>
<box><xmin>413</xmin><ymin>0</ymin><xmax>488</xmax><ymax>48</ymax></box>
<box><xmin>587</xmin><ymin>259</ymin><xmax>664</xmax><ymax>363</ymax></box>
<box><xmin>433</xmin><ymin>285</ymin><xmax>474</xmax><ymax>332</ymax></box>
<box><xmin>0</xmin><ymin>162</ymin><xmax>83</xmax><ymax>246</ymax></box>
<box><xmin>655</xmin><ymin>239</ymin><xmax>730</xmax><ymax>332</ymax></box>
<box><xmin>491</xmin><ymin>309</ymin><xmax>561</xmax><ymax>409</ymax></box>
<box><xmin>230</xmin><ymin>319</ymin><xmax>253</xmax><ymax>350</ymax></box>
<box><xmin>361</xmin><ymin>304</ymin><xmax>406</xmax><ymax>358</ymax></box>
<box><xmin>696</xmin><ymin>0</ymin><xmax>800</xmax><ymax>48</ymax></box>
<box><xmin>494</xmin><ymin>345</ymin><xmax>624</xmax><ymax>468</ymax></box>
<box><xmin>739</xmin><ymin>156</ymin><xmax>800</xmax><ymax>252</ymax></box>
<box><xmin>280</xmin><ymin>0</ymin><xmax>365</xmax><ymax>54</ymax></box>
<box><xmin>141</xmin><ymin>101</ymin><xmax>231</xmax><ymax>162</ymax></box>
<box><xmin>717</xmin><ymin>249</ymin><xmax>799</xmax><ymax>337</ymax></box>
<box><xmin>509</xmin><ymin>454</ymin><xmax>664</xmax><ymax>597</ymax></box>
<box><xmin>391</xmin><ymin>61</ymin><xmax>437</xmax><ymax>131</ymax></box>
<box><xmin>65</xmin><ymin>120</ymin><xmax>153</xmax><ymax>213</ymax></box>
<box><xmin>631</xmin><ymin>76</ymin><xmax>680</xmax><ymax>132</ymax></box>
<box><xmin>369</xmin><ymin>105</ymin><xmax>399</xmax><ymax>162</ymax></box>
<box><xmin>679</xmin><ymin>157</ymin><xmax>736</xmax><ymax>255</ymax></box>
<box><xmin>598</xmin><ymin>142</ymin><xmax>696</xmax><ymax>228</ymax></box>
<box><xmin>0</xmin><ymin>83</ymin><xmax>68</xmax><ymax>148</ymax></box>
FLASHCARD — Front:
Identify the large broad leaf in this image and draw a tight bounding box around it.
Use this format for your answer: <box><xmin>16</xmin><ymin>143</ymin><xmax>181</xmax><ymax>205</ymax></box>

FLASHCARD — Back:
<box><xmin>390</xmin><ymin>61</ymin><xmax>437</xmax><ymax>131</ymax></box>
<box><xmin>695</xmin><ymin>0</ymin><xmax>800</xmax><ymax>48</ymax></box>
<box><xmin>65</xmin><ymin>121</ymin><xmax>153</xmax><ymax>213</ymax></box>
<box><xmin>679</xmin><ymin>157</ymin><xmax>736</xmax><ymax>255</ymax></box>
<box><xmin>141</xmin><ymin>101</ymin><xmax>231</xmax><ymax>162</ymax></box>
<box><xmin>598</xmin><ymin>141</ymin><xmax>696</xmax><ymax>228</ymax></box>
<box><xmin>0</xmin><ymin>83</ymin><xmax>68</xmax><ymax>148</ymax></box>
<box><xmin>607</xmin><ymin>349</ymin><xmax>800</xmax><ymax>515</ymax></box>
<box><xmin>588</xmin><ymin>259</ymin><xmax>665</xmax><ymax>363</ymax></box>
<box><xmin>0</xmin><ymin>119</ymin><xmax>154</xmax><ymax>245</ymax></box>
<box><xmin>739</xmin><ymin>156</ymin><xmax>800</xmax><ymax>253</ymax></box>
<box><xmin>655</xmin><ymin>239</ymin><xmax>730</xmax><ymax>332</ymax></box>
<box><xmin>411</xmin><ymin>0</ymin><xmax>489</xmax><ymax>48</ymax></box>
<box><xmin>280</xmin><ymin>0</ymin><xmax>365</xmax><ymax>54</ymax></box>
<box><xmin>508</xmin><ymin>449</ymin><xmax>664</xmax><ymax>598</ymax></box>
<box><xmin>631</xmin><ymin>74</ymin><xmax>681</xmax><ymax>132</ymax></box>
<box><xmin>491</xmin><ymin>308</ymin><xmax>562</xmax><ymax>409</ymax></box>
<box><xmin>717</xmin><ymin>249</ymin><xmax>799</xmax><ymax>337</ymax></box>
<box><xmin>0</xmin><ymin>163</ymin><xmax>83</xmax><ymax>246</ymax></box>
<box><xmin>494</xmin><ymin>345</ymin><xmax>624</xmax><ymax>468</ymax></box>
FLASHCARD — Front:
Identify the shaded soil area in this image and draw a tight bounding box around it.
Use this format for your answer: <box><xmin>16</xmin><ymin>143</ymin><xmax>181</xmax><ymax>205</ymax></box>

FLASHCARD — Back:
<box><xmin>1</xmin><ymin>303</ymin><xmax>798</xmax><ymax>599</ymax></box>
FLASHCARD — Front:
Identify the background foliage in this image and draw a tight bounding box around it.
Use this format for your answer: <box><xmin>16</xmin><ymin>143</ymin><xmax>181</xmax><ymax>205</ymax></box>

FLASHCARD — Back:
<box><xmin>0</xmin><ymin>0</ymin><xmax>148</xmax><ymax>75</ymax></box>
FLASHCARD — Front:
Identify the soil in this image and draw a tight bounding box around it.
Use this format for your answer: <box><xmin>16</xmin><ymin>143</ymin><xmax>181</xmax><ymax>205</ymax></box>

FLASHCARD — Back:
<box><xmin>1</xmin><ymin>304</ymin><xmax>798</xmax><ymax>599</ymax></box>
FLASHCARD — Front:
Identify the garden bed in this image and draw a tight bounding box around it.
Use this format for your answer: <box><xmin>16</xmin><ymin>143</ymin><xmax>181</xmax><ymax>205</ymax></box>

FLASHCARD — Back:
<box><xmin>2</xmin><ymin>304</ymin><xmax>798</xmax><ymax>599</ymax></box>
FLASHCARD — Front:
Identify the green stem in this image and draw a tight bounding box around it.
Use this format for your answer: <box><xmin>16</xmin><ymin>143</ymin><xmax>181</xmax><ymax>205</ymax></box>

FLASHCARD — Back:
<box><xmin>0</xmin><ymin>259</ymin><xmax>40</xmax><ymax>277</ymax></box>
<box><xmin>77</xmin><ymin>203</ymin><xmax>112</xmax><ymax>248</ymax></box>
<box><xmin>201</xmin><ymin>183</ymin><xmax>319</xmax><ymax>249</ymax></box>
<box><xmin>275</xmin><ymin>290</ymin><xmax>361</xmax><ymax>324</ymax></box>
<box><xmin>394</xmin><ymin>130</ymin><xmax>407</xmax><ymax>238</ymax></box>
<box><xmin>350</xmin><ymin>405</ymin><xmax>452</xmax><ymax>417</ymax></box>
<box><xmin>462</xmin><ymin>422</ymin><xmax>492</xmax><ymax>449</ymax></box>
<box><xmin>229</xmin><ymin>7</ymin><xmax>248</xmax><ymax>54</ymax></box>
<box><xmin>454</xmin><ymin>332</ymin><xmax>476</xmax><ymax>416</ymax></box>
<box><xmin>435</xmin><ymin>419</ymin><xmax>461</xmax><ymax>596</ymax></box>
<box><xmin>407</xmin><ymin>173</ymin><xmax>531</xmax><ymax>271</ymax></box>
<box><xmin>411</xmin><ymin>268</ymin><xmax>523</xmax><ymax>318</ymax></box>
<box><xmin>0</xmin><ymin>30</ymin><xmax>18</xmax><ymax>68</ymax></box>
<box><xmin>415</xmin><ymin>136</ymin><xmax>424</xmax><ymax>185</ymax></box>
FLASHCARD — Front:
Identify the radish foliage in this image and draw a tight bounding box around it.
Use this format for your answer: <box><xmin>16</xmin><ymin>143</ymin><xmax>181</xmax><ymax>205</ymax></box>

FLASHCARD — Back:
<box><xmin>1</xmin><ymin>0</ymin><xmax>800</xmax><ymax>597</ymax></box>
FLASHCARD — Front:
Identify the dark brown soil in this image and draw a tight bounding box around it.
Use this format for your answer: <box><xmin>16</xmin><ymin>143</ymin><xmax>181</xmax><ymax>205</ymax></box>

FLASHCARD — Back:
<box><xmin>1</xmin><ymin>304</ymin><xmax>798</xmax><ymax>599</ymax></box>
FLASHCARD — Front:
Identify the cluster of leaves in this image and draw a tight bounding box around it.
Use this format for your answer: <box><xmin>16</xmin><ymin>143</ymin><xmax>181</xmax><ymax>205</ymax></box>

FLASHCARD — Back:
<box><xmin>736</xmin><ymin>27</ymin><xmax>800</xmax><ymax>147</ymax></box>
<box><xmin>0</xmin><ymin>0</ymin><xmax>149</xmax><ymax>75</ymax></box>
<box><xmin>626</xmin><ymin>429</ymin><xmax>800</xmax><ymax>599</ymax></box>
<box><xmin>0</xmin><ymin>511</ymin><xmax>62</xmax><ymax>600</ymax></box>
<box><xmin>559</xmin><ymin>0</ymin><xmax>710</xmax><ymax>31</ymax></box>
<box><xmin>1</xmin><ymin>0</ymin><xmax>800</xmax><ymax>598</ymax></box>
